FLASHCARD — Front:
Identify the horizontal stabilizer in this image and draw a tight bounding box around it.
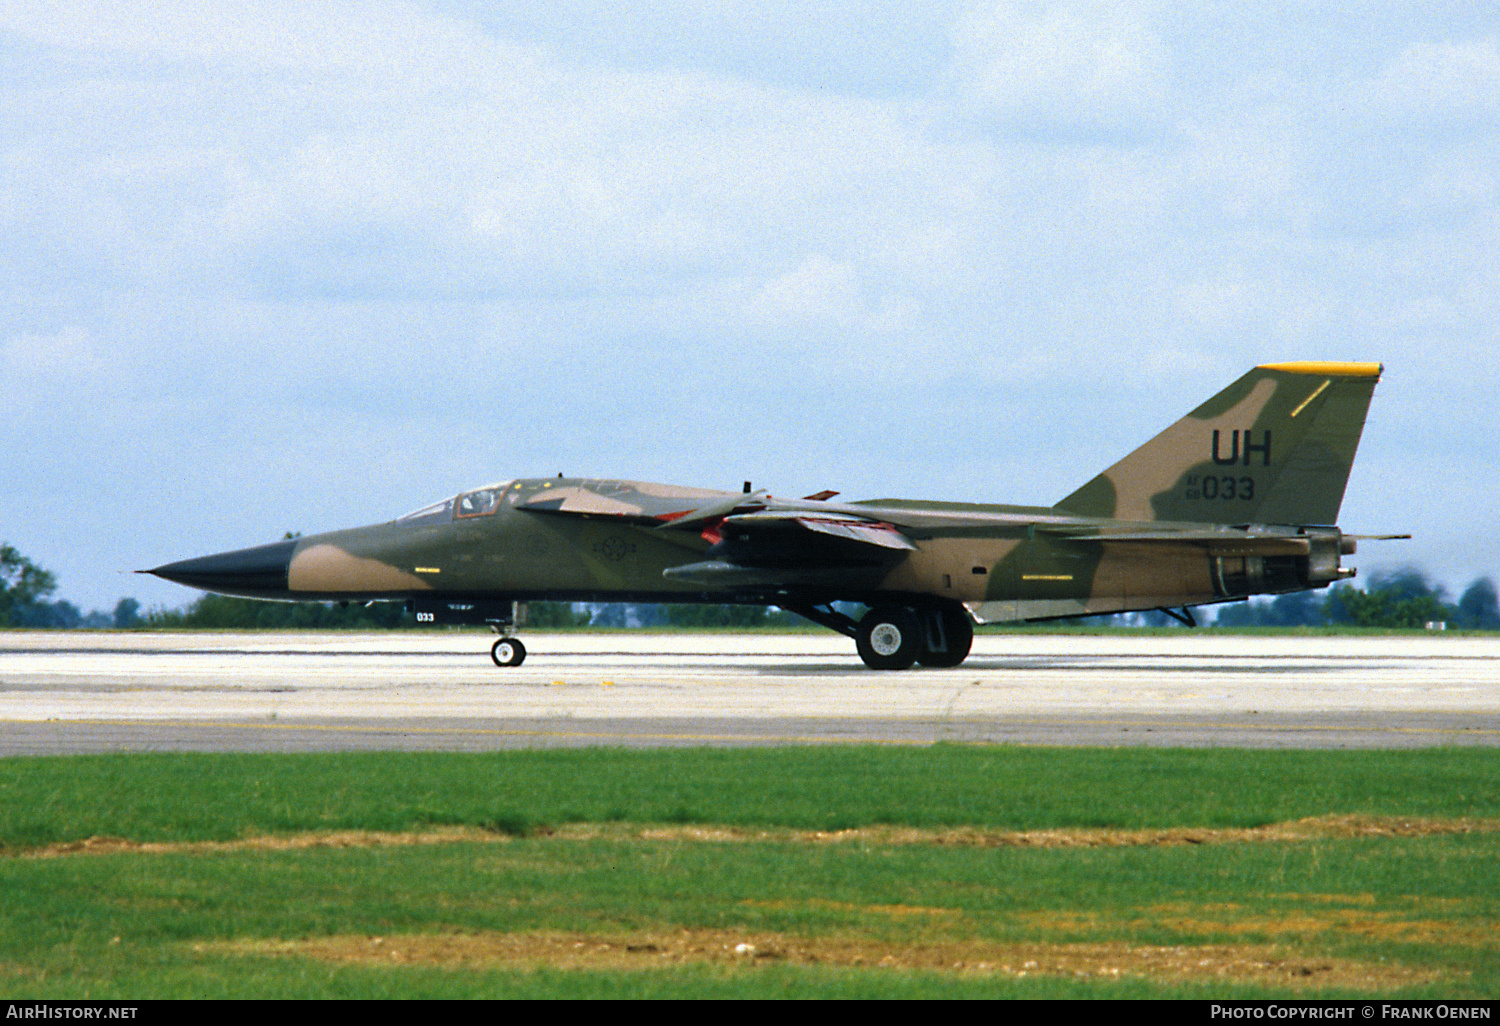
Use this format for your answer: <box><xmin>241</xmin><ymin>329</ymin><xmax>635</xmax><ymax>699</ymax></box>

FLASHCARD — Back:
<box><xmin>1037</xmin><ymin>525</ymin><xmax>1314</xmax><ymax>556</ymax></box>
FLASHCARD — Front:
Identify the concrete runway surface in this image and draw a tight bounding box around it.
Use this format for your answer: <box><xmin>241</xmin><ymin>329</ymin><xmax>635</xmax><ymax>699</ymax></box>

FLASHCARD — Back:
<box><xmin>1</xmin><ymin>630</ymin><xmax>1498</xmax><ymax>754</ymax></box>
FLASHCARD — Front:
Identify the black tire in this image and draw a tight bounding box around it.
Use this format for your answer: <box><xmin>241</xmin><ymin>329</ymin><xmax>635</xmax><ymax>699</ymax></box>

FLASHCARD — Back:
<box><xmin>916</xmin><ymin>603</ymin><xmax>974</xmax><ymax>668</ymax></box>
<box><xmin>856</xmin><ymin>606</ymin><xmax>923</xmax><ymax>670</ymax></box>
<box><xmin>491</xmin><ymin>637</ymin><xmax>526</xmax><ymax>667</ymax></box>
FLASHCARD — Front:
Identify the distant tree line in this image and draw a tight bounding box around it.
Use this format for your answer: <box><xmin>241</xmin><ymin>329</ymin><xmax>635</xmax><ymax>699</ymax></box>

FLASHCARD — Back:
<box><xmin>580</xmin><ymin>603</ymin><xmax>796</xmax><ymax>628</ymax></box>
<box><xmin>1</xmin><ymin>543</ymin><xmax>141</xmax><ymax>628</ymax></box>
<box><xmin>142</xmin><ymin>594</ymin><xmax>410</xmax><ymax>629</ymax></box>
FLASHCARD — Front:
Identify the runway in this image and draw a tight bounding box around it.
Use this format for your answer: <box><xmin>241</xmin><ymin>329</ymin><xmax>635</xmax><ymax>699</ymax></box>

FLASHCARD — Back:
<box><xmin>2</xmin><ymin>630</ymin><xmax>1498</xmax><ymax>754</ymax></box>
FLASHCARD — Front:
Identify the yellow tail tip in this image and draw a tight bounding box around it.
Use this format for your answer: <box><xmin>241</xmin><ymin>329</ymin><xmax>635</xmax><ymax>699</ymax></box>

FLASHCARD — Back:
<box><xmin>1257</xmin><ymin>361</ymin><xmax>1383</xmax><ymax>378</ymax></box>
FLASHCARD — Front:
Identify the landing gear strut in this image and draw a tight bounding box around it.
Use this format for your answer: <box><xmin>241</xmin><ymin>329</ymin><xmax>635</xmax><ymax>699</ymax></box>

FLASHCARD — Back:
<box><xmin>1157</xmin><ymin>606</ymin><xmax>1198</xmax><ymax>628</ymax></box>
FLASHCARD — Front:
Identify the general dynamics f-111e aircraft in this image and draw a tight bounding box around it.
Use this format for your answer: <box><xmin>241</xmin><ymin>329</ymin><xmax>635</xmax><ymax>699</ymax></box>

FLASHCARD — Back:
<box><xmin>149</xmin><ymin>362</ymin><xmax>1402</xmax><ymax>670</ymax></box>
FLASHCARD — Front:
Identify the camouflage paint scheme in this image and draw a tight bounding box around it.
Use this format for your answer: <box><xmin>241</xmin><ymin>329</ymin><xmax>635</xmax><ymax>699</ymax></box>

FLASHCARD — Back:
<box><xmin>150</xmin><ymin>363</ymin><xmax>1388</xmax><ymax>669</ymax></box>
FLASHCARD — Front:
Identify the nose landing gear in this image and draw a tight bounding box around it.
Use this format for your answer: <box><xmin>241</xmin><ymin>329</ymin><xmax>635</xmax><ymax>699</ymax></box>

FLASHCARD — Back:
<box><xmin>410</xmin><ymin>599</ymin><xmax>531</xmax><ymax>667</ymax></box>
<box><xmin>491</xmin><ymin>636</ymin><xmax>527</xmax><ymax>667</ymax></box>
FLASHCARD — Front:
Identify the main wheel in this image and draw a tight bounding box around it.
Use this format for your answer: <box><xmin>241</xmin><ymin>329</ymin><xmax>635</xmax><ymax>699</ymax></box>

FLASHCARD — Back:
<box><xmin>916</xmin><ymin>603</ymin><xmax>974</xmax><ymax>668</ymax></box>
<box><xmin>491</xmin><ymin>637</ymin><xmax>527</xmax><ymax>667</ymax></box>
<box><xmin>856</xmin><ymin>606</ymin><xmax>923</xmax><ymax>670</ymax></box>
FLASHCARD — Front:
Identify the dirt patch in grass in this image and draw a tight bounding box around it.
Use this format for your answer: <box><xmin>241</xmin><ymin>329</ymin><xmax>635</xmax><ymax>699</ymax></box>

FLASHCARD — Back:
<box><xmin>742</xmin><ymin>898</ymin><xmax>964</xmax><ymax>919</ymax></box>
<box><xmin>1023</xmin><ymin>905</ymin><xmax>1500</xmax><ymax>949</ymax></box>
<box><xmin>203</xmin><ymin>929</ymin><xmax>1447</xmax><ymax>989</ymax></box>
<box><xmin>18</xmin><ymin>826</ymin><xmax>505</xmax><ymax>859</ymax></box>
<box><xmin>15</xmin><ymin>815</ymin><xmax>1498</xmax><ymax>860</ymax></box>
<box><xmin>628</xmin><ymin>815</ymin><xmax>1500</xmax><ymax>848</ymax></box>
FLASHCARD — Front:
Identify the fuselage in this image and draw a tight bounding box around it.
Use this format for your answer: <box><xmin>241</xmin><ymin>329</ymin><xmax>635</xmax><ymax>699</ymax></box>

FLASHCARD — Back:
<box><xmin>149</xmin><ymin>475</ymin><xmax>1349</xmax><ymax>623</ymax></box>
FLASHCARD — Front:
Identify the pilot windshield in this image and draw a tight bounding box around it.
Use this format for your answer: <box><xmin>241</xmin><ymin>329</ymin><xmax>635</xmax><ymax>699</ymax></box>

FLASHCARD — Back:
<box><xmin>456</xmin><ymin>485</ymin><xmax>507</xmax><ymax>518</ymax></box>
<box><xmin>395</xmin><ymin>497</ymin><xmax>453</xmax><ymax>525</ymax></box>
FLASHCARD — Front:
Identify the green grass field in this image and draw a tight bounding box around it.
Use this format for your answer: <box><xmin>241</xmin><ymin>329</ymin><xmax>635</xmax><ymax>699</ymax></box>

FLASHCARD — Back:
<box><xmin>1</xmin><ymin>746</ymin><xmax>1496</xmax><ymax>999</ymax></box>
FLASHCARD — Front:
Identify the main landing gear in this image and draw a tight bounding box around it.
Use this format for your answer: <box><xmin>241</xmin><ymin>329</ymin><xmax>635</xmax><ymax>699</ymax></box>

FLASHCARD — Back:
<box><xmin>786</xmin><ymin>600</ymin><xmax>975</xmax><ymax>670</ymax></box>
<box><xmin>856</xmin><ymin>603</ymin><xmax>973</xmax><ymax>670</ymax></box>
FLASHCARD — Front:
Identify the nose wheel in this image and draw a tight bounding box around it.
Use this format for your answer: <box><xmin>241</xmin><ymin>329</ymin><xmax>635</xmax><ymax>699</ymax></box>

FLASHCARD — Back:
<box><xmin>491</xmin><ymin>637</ymin><xmax>527</xmax><ymax>667</ymax></box>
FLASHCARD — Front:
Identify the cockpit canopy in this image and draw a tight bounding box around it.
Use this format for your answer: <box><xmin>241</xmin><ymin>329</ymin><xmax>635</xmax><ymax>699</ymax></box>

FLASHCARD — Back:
<box><xmin>456</xmin><ymin>486</ymin><xmax>506</xmax><ymax>518</ymax></box>
<box><xmin>396</xmin><ymin>481</ymin><xmax>514</xmax><ymax>525</ymax></box>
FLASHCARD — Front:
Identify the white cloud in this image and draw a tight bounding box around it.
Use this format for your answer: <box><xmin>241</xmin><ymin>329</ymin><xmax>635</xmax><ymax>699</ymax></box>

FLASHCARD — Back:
<box><xmin>0</xmin><ymin>326</ymin><xmax>112</xmax><ymax>425</ymax></box>
<box><xmin>947</xmin><ymin>1</ymin><xmax>1169</xmax><ymax>138</ymax></box>
<box><xmin>1371</xmin><ymin>37</ymin><xmax>1500</xmax><ymax>120</ymax></box>
<box><xmin>0</xmin><ymin>0</ymin><xmax>537</xmax><ymax>74</ymax></box>
<box><xmin>2</xmin><ymin>325</ymin><xmax>102</xmax><ymax>377</ymax></box>
<box><xmin>746</xmin><ymin>254</ymin><xmax>863</xmax><ymax>327</ymax></box>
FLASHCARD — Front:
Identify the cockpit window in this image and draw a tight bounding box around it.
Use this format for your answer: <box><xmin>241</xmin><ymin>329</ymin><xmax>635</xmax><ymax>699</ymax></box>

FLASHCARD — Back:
<box><xmin>456</xmin><ymin>486</ymin><xmax>505</xmax><ymax>518</ymax></box>
<box><xmin>397</xmin><ymin>481</ymin><xmax>513</xmax><ymax>524</ymax></box>
<box><xmin>395</xmin><ymin>498</ymin><xmax>453</xmax><ymax>525</ymax></box>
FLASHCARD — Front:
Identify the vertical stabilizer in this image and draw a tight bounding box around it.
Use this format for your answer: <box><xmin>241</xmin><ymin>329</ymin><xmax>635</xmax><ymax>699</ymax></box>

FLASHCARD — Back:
<box><xmin>1053</xmin><ymin>362</ymin><xmax>1382</xmax><ymax>525</ymax></box>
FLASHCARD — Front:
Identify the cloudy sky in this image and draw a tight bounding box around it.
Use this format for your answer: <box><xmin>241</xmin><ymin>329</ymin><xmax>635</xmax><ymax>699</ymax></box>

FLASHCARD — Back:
<box><xmin>3</xmin><ymin>1</ymin><xmax>1497</xmax><ymax>613</ymax></box>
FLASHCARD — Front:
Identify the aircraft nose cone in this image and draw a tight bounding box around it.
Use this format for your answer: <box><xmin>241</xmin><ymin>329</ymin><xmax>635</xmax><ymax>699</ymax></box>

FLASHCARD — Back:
<box><xmin>146</xmin><ymin>539</ymin><xmax>298</xmax><ymax>598</ymax></box>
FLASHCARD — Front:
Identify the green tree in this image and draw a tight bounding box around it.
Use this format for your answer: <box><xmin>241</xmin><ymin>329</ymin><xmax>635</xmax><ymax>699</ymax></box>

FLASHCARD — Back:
<box><xmin>522</xmin><ymin>602</ymin><xmax>590</xmax><ymax>627</ymax></box>
<box><xmin>1456</xmin><ymin>578</ymin><xmax>1500</xmax><ymax>630</ymax></box>
<box><xmin>1213</xmin><ymin>590</ymin><xmax>1328</xmax><ymax>627</ymax></box>
<box><xmin>113</xmin><ymin>598</ymin><xmax>141</xmax><ymax>628</ymax></box>
<box><xmin>663</xmin><ymin>604</ymin><xmax>771</xmax><ymax>627</ymax></box>
<box><xmin>0</xmin><ymin>544</ymin><xmax>58</xmax><ymax>626</ymax></box>
<box><xmin>1324</xmin><ymin>568</ymin><xmax>1453</xmax><ymax>628</ymax></box>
